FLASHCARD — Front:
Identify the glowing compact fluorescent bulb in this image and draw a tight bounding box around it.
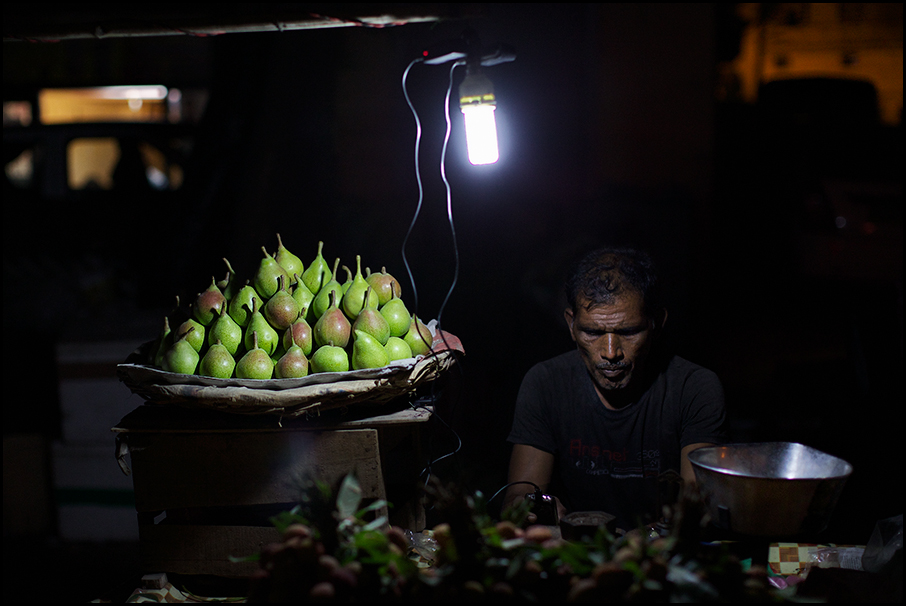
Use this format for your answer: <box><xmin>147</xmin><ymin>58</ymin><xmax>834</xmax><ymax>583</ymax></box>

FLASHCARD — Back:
<box><xmin>459</xmin><ymin>71</ymin><xmax>499</xmax><ymax>165</ymax></box>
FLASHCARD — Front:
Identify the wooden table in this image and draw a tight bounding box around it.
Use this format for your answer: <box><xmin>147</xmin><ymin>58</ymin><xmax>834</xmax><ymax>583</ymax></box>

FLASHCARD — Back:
<box><xmin>113</xmin><ymin>401</ymin><xmax>433</xmax><ymax>577</ymax></box>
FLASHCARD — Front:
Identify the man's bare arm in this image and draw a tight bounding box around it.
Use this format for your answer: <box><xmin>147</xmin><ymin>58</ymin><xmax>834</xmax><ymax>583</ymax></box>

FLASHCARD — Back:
<box><xmin>502</xmin><ymin>444</ymin><xmax>556</xmax><ymax>513</ymax></box>
<box><xmin>680</xmin><ymin>442</ymin><xmax>712</xmax><ymax>485</ymax></box>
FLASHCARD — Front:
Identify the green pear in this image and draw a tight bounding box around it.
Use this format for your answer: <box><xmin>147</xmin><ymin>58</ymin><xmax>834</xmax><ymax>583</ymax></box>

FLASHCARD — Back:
<box><xmin>274</xmin><ymin>233</ymin><xmax>305</xmax><ymax>279</ymax></box>
<box><xmin>380</xmin><ymin>292</ymin><xmax>412</xmax><ymax>338</ymax></box>
<box><xmin>152</xmin><ymin>316</ymin><xmax>173</xmax><ymax>367</ymax></box>
<box><xmin>236</xmin><ymin>331</ymin><xmax>274</xmax><ymax>380</ymax></box>
<box><xmin>208</xmin><ymin>304</ymin><xmax>243</xmax><ymax>356</ymax></box>
<box><xmin>352</xmin><ymin>286</ymin><xmax>390</xmax><ymax>345</ymax></box>
<box><xmin>403</xmin><ymin>315</ymin><xmax>433</xmax><ymax>357</ymax></box>
<box><xmin>199</xmin><ymin>339</ymin><xmax>236</xmax><ymax>379</ymax></box>
<box><xmin>275</xmin><ymin>343</ymin><xmax>309</xmax><ymax>379</ymax></box>
<box><xmin>264</xmin><ymin>274</ymin><xmax>300</xmax><ymax>331</ymax></box>
<box><xmin>253</xmin><ymin>246</ymin><xmax>290</xmax><ymax>301</ymax></box>
<box><xmin>366</xmin><ymin>266</ymin><xmax>402</xmax><ymax>307</ymax></box>
<box><xmin>245</xmin><ymin>297</ymin><xmax>279</xmax><ymax>356</ymax></box>
<box><xmin>342</xmin><ymin>255</ymin><xmax>379</xmax><ymax>320</ymax></box>
<box><xmin>167</xmin><ymin>294</ymin><xmax>189</xmax><ymax>329</ymax></box>
<box><xmin>270</xmin><ymin>343</ymin><xmax>286</xmax><ymax>366</ymax></box>
<box><xmin>270</xmin><ymin>341</ymin><xmax>286</xmax><ymax>366</ymax></box>
<box><xmin>313</xmin><ymin>290</ymin><xmax>351</xmax><ymax>349</ymax></box>
<box><xmin>312</xmin><ymin>258</ymin><xmax>343</xmax><ymax>320</ymax></box>
<box><xmin>340</xmin><ymin>265</ymin><xmax>353</xmax><ymax>294</ymax></box>
<box><xmin>283</xmin><ymin>317</ymin><xmax>313</xmax><ymax>357</ymax></box>
<box><xmin>310</xmin><ymin>342</ymin><xmax>349</xmax><ymax>374</ymax></box>
<box><xmin>217</xmin><ymin>258</ymin><xmax>238</xmax><ymax>301</ymax></box>
<box><xmin>290</xmin><ymin>274</ymin><xmax>315</xmax><ymax>323</ymax></box>
<box><xmin>192</xmin><ymin>277</ymin><xmax>226</xmax><ymax>326</ymax></box>
<box><xmin>228</xmin><ymin>282</ymin><xmax>259</xmax><ymax>328</ymax></box>
<box><xmin>301</xmin><ymin>241</ymin><xmax>332</xmax><ymax>296</ymax></box>
<box><xmin>162</xmin><ymin>330</ymin><xmax>200</xmax><ymax>375</ymax></box>
<box><xmin>176</xmin><ymin>317</ymin><xmax>206</xmax><ymax>353</ymax></box>
<box><xmin>352</xmin><ymin>329</ymin><xmax>390</xmax><ymax>370</ymax></box>
<box><xmin>384</xmin><ymin>336</ymin><xmax>413</xmax><ymax>362</ymax></box>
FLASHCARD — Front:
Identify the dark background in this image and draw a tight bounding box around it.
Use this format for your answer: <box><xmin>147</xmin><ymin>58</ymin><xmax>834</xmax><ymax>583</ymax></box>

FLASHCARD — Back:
<box><xmin>3</xmin><ymin>3</ymin><xmax>902</xmax><ymax>601</ymax></box>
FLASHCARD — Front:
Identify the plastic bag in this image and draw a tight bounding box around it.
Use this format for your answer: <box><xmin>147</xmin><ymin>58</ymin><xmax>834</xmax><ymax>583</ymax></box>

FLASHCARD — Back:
<box><xmin>862</xmin><ymin>514</ymin><xmax>903</xmax><ymax>575</ymax></box>
<box><xmin>405</xmin><ymin>529</ymin><xmax>439</xmax><ymax>567</ymax></box>
<box><xmin>807</xmin><ymin>545</ymin><xmax>865</xmax><ymax>571</ymax></box>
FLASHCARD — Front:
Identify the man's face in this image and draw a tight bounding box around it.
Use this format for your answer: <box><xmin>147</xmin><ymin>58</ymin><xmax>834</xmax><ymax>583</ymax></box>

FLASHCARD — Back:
<box><xmin>565</xmin><ymin>290</ymin><xmax>660</xmax><ymax>406</ymax></box>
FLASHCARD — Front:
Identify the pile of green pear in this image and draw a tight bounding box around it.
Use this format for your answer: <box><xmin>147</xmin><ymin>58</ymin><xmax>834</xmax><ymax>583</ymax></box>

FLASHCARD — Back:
<box><xmin>150</xmin><ymin>235</ymin><xmax>434</xmax><ymax>380</ymax></box>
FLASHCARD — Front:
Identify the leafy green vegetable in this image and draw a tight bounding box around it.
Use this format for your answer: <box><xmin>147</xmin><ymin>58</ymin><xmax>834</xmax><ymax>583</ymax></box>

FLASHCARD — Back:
<box><xmin>243</xmin><ymin>474</ymin><xmax>799</xmax><ymax>603</ymax></box>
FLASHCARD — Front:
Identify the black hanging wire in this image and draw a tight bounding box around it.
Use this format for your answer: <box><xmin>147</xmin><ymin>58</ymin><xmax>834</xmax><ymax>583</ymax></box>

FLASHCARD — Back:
<box><xmin>487</xmin><ymin>481</ymin><xmax>542</xmax><ymax>506</ymax></box>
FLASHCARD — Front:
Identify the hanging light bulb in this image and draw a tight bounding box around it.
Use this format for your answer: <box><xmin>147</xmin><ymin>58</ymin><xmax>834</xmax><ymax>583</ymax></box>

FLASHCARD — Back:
<box><xmin>459</xmin><ymin>68</ymin><xmax>499</xmax><ymax>165</ymax></box>
<box><xmin>420</xmin><ymin>29</ymin><xmax>512</xmax><ymax>166</ymax></box>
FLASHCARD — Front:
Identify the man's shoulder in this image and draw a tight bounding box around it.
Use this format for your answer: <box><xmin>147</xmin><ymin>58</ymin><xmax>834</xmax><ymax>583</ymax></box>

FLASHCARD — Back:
<box><xmin>655</xmin><ymin>355</ymin><xmax>728</xmax><ymax>442</ymax></box>
<box><xmin>662</xmin><ymin>355</ymin><xmax>721</xmax><ymax>383</ymax></box>
<box><xmin>649</xmin><ymin>354</ymin><xmax>725</xmax><ymax>414</ymax></box>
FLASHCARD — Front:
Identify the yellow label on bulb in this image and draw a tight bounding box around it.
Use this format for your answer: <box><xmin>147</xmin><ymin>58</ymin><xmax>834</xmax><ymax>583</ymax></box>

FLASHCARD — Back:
<box><xmin>459</xmin><ymin>93</ymin><xmax>496</xmax><ymax>106</ymax></box>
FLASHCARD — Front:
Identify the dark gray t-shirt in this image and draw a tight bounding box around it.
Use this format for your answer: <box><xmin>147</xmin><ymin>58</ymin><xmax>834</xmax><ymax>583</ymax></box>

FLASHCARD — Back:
<box><xmin>507</xmin><ymin>350</ymin><xmax>727</xmax><ymax>531</ymax></box>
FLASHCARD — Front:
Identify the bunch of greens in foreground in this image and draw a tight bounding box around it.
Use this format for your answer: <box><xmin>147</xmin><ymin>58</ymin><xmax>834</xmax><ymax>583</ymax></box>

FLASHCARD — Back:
<box><xmin>240</xmin><ymin>475</ymin><xmax>798</xmax><ymax>603</ymax></box>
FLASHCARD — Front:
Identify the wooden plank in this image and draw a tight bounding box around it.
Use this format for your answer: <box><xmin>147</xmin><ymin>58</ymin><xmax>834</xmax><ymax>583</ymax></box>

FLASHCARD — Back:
<box><xmin>332</xmin><ymin>405</ymin><xmax>433</xmax><ymax>427</ymax></box>
<box><xmin>139</xmin><ymin>524</ymin><xmax>281</xmax><ymax>577</ymax></box>
<box><xmin>112</xmin><ymin>402</ymin><xmax>433</xmax><ymax>433</ymax></box>
<box><xmin>127</xmin><ymin>428</ymin><xmax>385</xmax><ymax>512</ymax></box>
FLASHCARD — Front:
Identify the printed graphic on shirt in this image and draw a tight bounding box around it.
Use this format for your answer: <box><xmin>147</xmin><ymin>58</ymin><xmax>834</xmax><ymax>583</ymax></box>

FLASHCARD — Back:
<box><xmin>568</xmin><ymin>438</ymin><xmax>660</xmax><ymax>479</ymax></box>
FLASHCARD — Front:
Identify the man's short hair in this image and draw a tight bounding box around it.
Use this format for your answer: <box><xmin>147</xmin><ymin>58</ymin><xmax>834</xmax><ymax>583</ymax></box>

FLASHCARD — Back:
<box><xmin>565</xmin><ymin>247</ymin><xmax>663</xmax><ymax>319</ymax></box>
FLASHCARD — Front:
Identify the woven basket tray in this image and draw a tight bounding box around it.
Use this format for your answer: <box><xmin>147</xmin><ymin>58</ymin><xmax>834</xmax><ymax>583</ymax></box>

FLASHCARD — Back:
<box><xmin>116</xmin><ymin>328</ymin><xmax>463</xmax><ymax>418</ymax></box>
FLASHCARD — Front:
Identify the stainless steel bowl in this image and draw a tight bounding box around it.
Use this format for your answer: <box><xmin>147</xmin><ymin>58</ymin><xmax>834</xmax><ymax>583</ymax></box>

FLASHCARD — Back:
<box><xmin>688</xmin><ymin>442</ymin><xmax>853</xmax><ymax>537</ymax></box>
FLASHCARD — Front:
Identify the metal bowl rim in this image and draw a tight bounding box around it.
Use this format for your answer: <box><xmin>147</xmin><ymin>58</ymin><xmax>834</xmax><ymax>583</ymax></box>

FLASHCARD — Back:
<box><xmin>688</xmin><ymin>441</ymin><xmax>853</xmax><ymax>480</ymax></box>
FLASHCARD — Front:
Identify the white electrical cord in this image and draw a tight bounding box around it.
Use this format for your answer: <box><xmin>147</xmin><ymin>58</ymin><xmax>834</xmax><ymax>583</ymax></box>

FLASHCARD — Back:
<box><xmin>400</xmin><ymin>57</ymin><xmax>425</xmax><ymax>318</ymax></box>
<box><xmin>400</xmin><ymin>58</ymin><xmax>463</xmax><ymax>336</ymax></box>
<box><xmin>401</xmin><ymin>58</ymin><xmax>465</xmax><ymax>494</ymax></box>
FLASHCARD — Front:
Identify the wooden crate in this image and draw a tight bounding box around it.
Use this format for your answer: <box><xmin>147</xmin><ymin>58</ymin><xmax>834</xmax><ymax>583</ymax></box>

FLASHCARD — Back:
<box><xmin>114</xmin><ymin>404</ymin><xmax>431</xmax><ymax>577</ymax></box>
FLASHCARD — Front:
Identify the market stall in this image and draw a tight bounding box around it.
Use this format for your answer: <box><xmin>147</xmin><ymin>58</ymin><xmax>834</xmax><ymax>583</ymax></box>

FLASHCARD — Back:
<box><xmin>114</xmin><ymin>473</ymin><xmax>902</xmax><ymax>603</ymax></box>
<box><xmin>111</xmin><ymin>236</ymin><xmax>465</xmax><ymax>580</ymax></box>
<box><xmin>114</xmin><ymin>290</ymin><xmax>901</xmax><ymax>605</ymax></box>
<box><xmin>4</xmin><ymin>6</ymin><xmax>901</xmax><ymax>605</ymax></box>
<box><xmin>112</xmin><ymin>403</ymin><xmax>438</xmax><ymax>578</ymax></box>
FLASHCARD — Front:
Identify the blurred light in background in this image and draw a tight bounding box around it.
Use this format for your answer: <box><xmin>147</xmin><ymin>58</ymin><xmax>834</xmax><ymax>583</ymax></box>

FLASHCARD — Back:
<box><xmin>38</xmin><ymin>85</ymin><xmax>170</xmax><ymax>124</ymax></box>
